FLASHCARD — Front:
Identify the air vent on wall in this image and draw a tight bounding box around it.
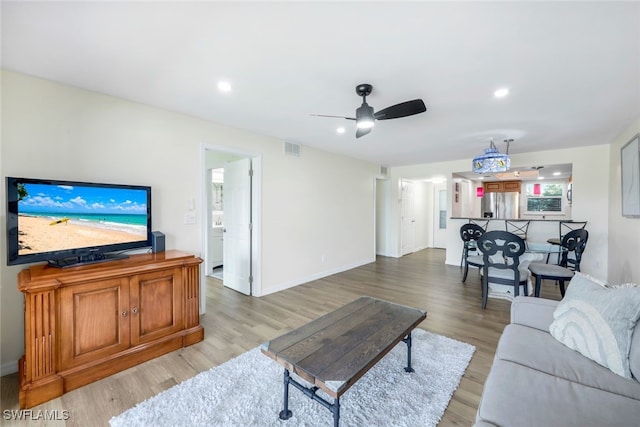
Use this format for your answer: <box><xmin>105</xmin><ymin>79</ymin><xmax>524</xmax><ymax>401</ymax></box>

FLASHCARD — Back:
<box><xmin>283</xmin><ymin>141</ymin><xmax>301</xmax><ymax>157</ymax></box>
<box><xmin>380</xmin><ymin>165</ymin><xmax>389</xmax><ymax>177</ymax></box>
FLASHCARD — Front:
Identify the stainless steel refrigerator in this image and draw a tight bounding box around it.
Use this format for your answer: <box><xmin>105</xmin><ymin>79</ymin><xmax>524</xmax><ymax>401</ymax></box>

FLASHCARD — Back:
<box><xmin>481</xmin><ymin>192</ymin><xmax>520</xmax><ymax>219</ymax></box>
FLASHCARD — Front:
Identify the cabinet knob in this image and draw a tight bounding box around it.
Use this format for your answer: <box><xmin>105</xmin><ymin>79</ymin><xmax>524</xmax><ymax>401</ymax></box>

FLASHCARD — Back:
<box><xmin>132</xmin><ymin>307</ymin><xmax>139</xmax><ymax>314</ymax></box>
<box><xmin>121</xmin><ymin>310</ymin><xmax>128</xmax><ymax>317</ymax></box>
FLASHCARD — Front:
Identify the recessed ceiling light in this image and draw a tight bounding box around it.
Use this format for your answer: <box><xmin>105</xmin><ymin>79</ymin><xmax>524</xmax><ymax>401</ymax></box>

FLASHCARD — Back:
<box><xmin>538</xmin><ymin>176</ymin><xmax>545</xmax><ymax>180</ymax></box>
<box><xmin>552</xmin><ymin>172</ymin><xmax>561</xmax><ymax>176</ymax></box>
<box><xmin>336</xmin><ymin>127</ymin><xmax>346</xmax><ymax>134</ymax></box>
<box><xmin>478</xmin><ymin>176</ymin><xmax>484</xmax><ymax>180</ymax></box>
<box><xmin>217</xmin><ymin>81</ymin><xmax>232</xmax><ymax>92</ymax></box>
<box><xmin>494</xmin><ymin>88</ymin><xmax>509</xmax><ymax>98</ymax></box>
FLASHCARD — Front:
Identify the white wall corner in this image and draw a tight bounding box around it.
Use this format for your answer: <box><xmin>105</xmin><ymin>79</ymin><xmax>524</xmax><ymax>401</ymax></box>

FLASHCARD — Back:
<box><xmin>1</xmin><ymin>360</ymin><xmax>19</xmax><ymax>376</ymax></box>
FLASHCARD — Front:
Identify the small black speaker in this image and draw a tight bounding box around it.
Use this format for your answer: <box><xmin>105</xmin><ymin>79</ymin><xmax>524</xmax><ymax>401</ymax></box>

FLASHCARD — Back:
<box><xmin>151</xmin><ymin>231</ymin><xmax>165</xmax><ymax>253</ymax></box>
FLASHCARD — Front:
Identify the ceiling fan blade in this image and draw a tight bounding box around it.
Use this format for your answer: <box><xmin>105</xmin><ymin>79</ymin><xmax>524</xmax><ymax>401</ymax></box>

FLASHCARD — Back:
<box><xmin>310</xmin><ymin>114</ymin><xmax>356</xmax><ymax>120</ymax></box>
<box><xmin>356</xmin><ymin>127</ymin><xmax>372</xmax><ymax>138</ymax></box>
<box><xmin>373</xmin><ymin>99</ymin><xmax>426</xmax><ymax>120</ymax></box>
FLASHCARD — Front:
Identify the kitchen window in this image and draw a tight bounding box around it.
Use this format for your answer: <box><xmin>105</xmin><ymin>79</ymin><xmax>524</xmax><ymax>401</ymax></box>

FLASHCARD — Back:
<box><xmin>525</xmin><ymin>182</ymin><xmax>564</xmax><ymax>213</ymax></box>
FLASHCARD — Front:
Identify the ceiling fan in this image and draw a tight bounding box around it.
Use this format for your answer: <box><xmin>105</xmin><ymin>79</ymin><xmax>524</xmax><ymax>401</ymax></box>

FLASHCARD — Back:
<box><xmin>312</xmin><ymin>84</ymin><xmax>427</xmax><ymax>138</ymax></box>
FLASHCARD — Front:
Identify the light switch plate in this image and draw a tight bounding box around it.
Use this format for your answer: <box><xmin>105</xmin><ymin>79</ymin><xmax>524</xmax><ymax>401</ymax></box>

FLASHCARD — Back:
<box><xmin>184</xmin><ymin>212</ymin><xmax>196</xmax><ymax>225</ymax></box>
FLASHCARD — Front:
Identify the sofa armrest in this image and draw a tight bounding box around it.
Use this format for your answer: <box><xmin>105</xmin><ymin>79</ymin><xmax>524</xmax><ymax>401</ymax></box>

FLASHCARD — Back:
<box><xmin>510</xmin><ymin>296</ymin><xmax>559</xmax><ymax>332</ymax></box>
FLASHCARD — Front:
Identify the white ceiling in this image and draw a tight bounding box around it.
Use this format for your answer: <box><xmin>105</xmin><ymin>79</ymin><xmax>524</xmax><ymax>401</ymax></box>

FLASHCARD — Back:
<box><xmin>2</xmin><ymin>1</ymin><xmax>639</xmax><ymax>167</ymax></box>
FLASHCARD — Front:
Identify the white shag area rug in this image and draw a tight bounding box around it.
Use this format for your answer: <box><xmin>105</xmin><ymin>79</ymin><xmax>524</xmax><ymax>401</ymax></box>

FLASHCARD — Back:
<box><xmin>110</xmin><ymin>328</ymin><xmax>475</xmax><ymax>427</ymax></box>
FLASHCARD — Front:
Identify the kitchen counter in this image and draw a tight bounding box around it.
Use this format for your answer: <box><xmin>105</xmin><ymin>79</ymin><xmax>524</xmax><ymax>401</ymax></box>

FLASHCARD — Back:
<box><xmin>451</xmin><ymin>217</ymin><xmax>568</xmax><ymax>222</ymax></box>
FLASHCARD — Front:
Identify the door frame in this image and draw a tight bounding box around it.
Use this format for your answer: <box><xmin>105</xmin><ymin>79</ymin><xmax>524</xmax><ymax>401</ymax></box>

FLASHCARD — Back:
<box><xmin>200</xmin><ymin>144</ymin><xmax>262</xmax><ymax>312</ymax></box>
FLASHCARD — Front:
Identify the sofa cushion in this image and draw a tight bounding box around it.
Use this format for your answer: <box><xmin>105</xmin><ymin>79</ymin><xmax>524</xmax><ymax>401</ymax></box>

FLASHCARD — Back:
<box><xmin>497</xmin><ymin>324</ymin><xmax>640</xmax><ymax>400</ymax></box>
<box><xmin>631</xmin><ymin>327</ymin><xmax>640</xmax><ymax>380</ymax></box>
<box><xmin>608</xmin><ymin>282</ymin><xmax>640</xmax><ymax>380</ymax></box>
<box><xmin>476</xmin><ymin>358</ymin><xmax>640</xmax><ymax>427</ymax></box>
<box><xmin>549</xmin><ymin>272</ymin><xmax>640</xmax><ymax>378</ymax></box>
<box><xmin>510</xmin><ymin>296</ymin><xmax>559</xmax><ymax>331</ymax></box>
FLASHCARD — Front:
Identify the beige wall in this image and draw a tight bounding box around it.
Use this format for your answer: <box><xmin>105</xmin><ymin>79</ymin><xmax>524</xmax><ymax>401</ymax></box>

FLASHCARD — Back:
<box><xmin>607</xmin><ymin>117</ymin><xmax>640</xmax><ymax>284</ymax></box>
<box><xmin>0</xmin><ymin>71</ymin><xmax>378</xmax><ymax>374</ymax></box>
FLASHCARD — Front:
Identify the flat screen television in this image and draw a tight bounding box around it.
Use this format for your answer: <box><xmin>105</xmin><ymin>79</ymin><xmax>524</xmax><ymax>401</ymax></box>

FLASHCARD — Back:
<box><xmin>6</xmin><ymin>177</ymin><xmax>152</xmax><ymax>267</ymax></box>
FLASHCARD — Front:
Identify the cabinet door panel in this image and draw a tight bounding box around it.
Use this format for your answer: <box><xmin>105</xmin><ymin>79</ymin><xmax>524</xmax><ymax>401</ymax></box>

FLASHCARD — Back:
<box><xmin>503</xmin><ymin>181</ymin><xmax>521</xmax><ymax>192</ymax></box>
<box><xmin>130</xmin><ymin>268</ymin><xmax>183</xmax><ymax>345</ymax></box>
<box><xmin>484</xmin><ymin>182</ymin><xmax>502</xmax><ymax>192</ymax></box>
<box><xmin>59</xmin><ymin>278</ymin><xmax>129</xmax><ymax>370</ymax></box>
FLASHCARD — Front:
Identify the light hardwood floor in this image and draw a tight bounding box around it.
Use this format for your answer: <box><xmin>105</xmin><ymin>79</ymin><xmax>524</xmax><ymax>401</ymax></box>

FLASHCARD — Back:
<box><xmin>0</xmin><ymin>249</ymin><xmax>562</xmax><ymax>426</ymax></box>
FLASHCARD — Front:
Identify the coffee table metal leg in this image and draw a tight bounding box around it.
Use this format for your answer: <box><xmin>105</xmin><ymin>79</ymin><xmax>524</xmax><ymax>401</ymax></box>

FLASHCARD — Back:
<box><xmin>332</xmin><ymin>397</ymin><xmax>340</xmax><ymax>427</ymax></box>
<box><xmin>279</xmin><ymin>369</ymin><xmax>293</xmax><ymax>420</ymax></box>
<box><xmin>403</xmin><ymin>332</ymin><xmax>414</xmax><ymax>373</ymax></box>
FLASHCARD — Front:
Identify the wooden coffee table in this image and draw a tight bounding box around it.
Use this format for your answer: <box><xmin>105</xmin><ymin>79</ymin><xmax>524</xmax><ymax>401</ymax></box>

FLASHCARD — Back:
<box><xmin>261</xmin><ymin>296</ymin><xmax>427</xmax><ymax>426</ymax></box>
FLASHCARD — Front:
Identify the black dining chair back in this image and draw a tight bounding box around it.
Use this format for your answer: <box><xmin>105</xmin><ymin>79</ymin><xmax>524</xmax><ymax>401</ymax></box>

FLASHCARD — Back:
<box><xmin>477</xmin><ymin>230</ymin><xmax>528</xmax><ymax>309</ymax></box>
<box><xmin>560</xmin><ymin>228</ymin><xmax>589</xmax><ymax>271</ymax></box>
<box><xmin>547</xmin><ymin>220</ymin><xmax>588</xmax><ymax>246</ymax></box>
<box><xmin>560</xmin><ymin>220</ymin><xmax>588</xmax><ymax>239</ymax></box>
<box><xmin>460</xmin><ymin>223</ymin><xmax>486</xmax><ymax>282</ymax></box>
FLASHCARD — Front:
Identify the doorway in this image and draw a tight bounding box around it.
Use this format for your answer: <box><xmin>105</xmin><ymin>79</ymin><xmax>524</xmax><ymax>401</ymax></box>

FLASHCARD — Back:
<box><xmin>401</xmin><ymin>179</ymin><xmax>416</xmax><ymax>255</ymax></box>
<box><xmin>202</xmin><ymin>146</ymin><xmax>261</xmax><ymax>305</ymax></box>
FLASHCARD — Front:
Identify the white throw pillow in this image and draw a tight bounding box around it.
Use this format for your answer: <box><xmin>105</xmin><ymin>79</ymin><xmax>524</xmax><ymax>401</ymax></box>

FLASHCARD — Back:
<box><xmin>549</xmin><ymin>273</ymin><xmax>640</xmax><ymax>378</ymax></box>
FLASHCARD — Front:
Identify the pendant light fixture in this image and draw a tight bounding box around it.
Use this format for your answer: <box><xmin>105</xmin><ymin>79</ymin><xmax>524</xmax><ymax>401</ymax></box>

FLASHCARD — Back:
<box><xmin>472</xmin><ymin>138</ymin><xmax>513</xmax><ymax>174</ymax></box>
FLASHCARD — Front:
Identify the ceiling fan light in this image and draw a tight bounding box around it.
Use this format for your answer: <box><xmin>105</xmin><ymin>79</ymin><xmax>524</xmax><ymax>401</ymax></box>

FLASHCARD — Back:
<box><xmin>494</xmin><ymin>87</ymin><xmax>509</xmax><ymax>98</ymax></box>
<box><xmin>356</xmin><ymin>103</ymin><xmax>375</xmax><ymax>129</ymax></box>
<box><xmin>356</xmin><ymin>118</ymin><xmax>375</xmax><ymax>129</ymax></box>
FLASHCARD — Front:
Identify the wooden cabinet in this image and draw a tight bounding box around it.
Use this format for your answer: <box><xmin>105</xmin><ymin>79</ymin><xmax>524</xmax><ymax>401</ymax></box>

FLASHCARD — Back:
<box><xmin>17</xmin><ymin>250</ymin><xmax>203</xmax><ymax>408</ymax></box>
<box><xmin>503</xmin><ymin>181</ymin><xmax>521</xmax><ymax>192</ymax></box>
<box><xmin>484</xmin><ymin>182</ymin><xmax>502</xmax><ymax>192</ymax></box>
<box><xmin>484</xmin><ymin>180</ymin><xmax>522</xmax><ymax>193</ymax></box>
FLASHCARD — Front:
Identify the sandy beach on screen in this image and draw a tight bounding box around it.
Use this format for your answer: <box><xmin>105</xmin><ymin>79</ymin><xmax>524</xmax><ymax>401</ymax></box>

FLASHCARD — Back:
<box><xmin>18</xmin><ymin>215</ymin><xmax>146</xmax><ymax>255</ymax></box>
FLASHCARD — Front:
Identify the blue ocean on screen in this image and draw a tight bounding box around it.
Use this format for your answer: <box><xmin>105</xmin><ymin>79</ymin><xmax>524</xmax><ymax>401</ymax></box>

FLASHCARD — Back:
<box><xmin>18</xmin><ymin>182</ymin><xmax>149</xmax><ymax>236</ymax></box>
<box><xmin>24</xmin><ymin>212</ymin><xmax>147</xmax><ymax>226</ymax></box>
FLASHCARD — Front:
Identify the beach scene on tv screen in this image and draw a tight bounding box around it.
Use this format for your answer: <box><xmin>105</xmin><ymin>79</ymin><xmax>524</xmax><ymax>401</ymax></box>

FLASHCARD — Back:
<box><xmin>17</xmin><ymin>182</ymin><xmax>148</xmax><ymax>255</ymax></box>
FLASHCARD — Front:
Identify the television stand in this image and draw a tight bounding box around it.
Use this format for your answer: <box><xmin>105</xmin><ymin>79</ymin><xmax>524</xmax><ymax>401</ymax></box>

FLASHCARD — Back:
<box><xmin>47</xmin><ymin>252</ymin><xmax>130</xmax><ymax>268</ymax></box>
<box><xmin>18</xmin><ymin>250</ymin><xmax>204</xmax><ymax>408</ymax></box>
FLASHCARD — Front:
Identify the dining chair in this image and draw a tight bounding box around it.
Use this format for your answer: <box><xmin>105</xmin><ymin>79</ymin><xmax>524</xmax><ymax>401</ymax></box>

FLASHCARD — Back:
<box><xmin>459</xmin><ymin>223</ymin><xmax>485</xmax><ymax>282</ymax></box>
<box><xmin>546</xmin><ymin>220</ymin><xmax>588</xmax><ymax>246</ymax></box>
<box><xmin>545</xmin><ymin>220</ymin><xmax>587</xmax><ymax>263</ymax></box>
<box><xmin>529</xmin><ymin>229</ymin><xmax>589</xmax><ymax>297</ymax></box>
<box><xmin>477</xmin><ymin>230</ymin><xmax>530</xmax><ymax>309</ymax></box>
<box><xmin>505</xmin><ymin>219</ymin><xmax>531</xmax><ymax>241</ymax></box>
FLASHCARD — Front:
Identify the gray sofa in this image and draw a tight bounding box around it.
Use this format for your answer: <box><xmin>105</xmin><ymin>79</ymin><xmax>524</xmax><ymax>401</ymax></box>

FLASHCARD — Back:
<box><xmin>474</xmin><ymin>297</ymin><xmax>640</xmax><ymax>426</ymax></box>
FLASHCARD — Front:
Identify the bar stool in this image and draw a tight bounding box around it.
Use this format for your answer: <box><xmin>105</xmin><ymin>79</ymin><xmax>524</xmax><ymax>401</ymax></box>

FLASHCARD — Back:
<box><xmin>505</xmin><ymin>219</ymin><xmax>531</xmax><ymax>241</ymax></box>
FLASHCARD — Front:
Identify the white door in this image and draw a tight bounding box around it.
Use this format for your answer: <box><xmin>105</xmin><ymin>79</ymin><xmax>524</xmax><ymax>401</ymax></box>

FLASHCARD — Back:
<box><xmin>433</xmin><ymin>183</ymin><xmax>447</xmax><ymax>248</ymax></box>
<box><xmin>401</xmin><ymin>180</ymin><xmax>416</xmax><ymax>255</ymax></box>
<box><xmin>222</xmin><ymin>158</ymin><xmax>252</xmax><ymax>295</ymax></box>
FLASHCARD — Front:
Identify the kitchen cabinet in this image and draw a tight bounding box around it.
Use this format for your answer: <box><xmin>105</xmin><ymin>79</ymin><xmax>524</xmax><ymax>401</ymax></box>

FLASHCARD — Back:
<box><xmin>484</xmin><ymin>180</ymin><xmax>522</xmax><ymax>193</ymax></box>
<box><xmin>17</xmin><ymin>250</ymin><xmax>203</xmax><ymax>408</ymax></box>
<box><xmin>209</xmin><ymin>227</ymin><xmax>223</xmax><ymax>271</ymax></box>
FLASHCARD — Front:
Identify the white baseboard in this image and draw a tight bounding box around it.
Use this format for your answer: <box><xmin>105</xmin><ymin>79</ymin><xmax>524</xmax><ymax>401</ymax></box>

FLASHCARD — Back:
<box><xmin>258</xmin><ymin>257</ymin><xmax>376</xmax><ymax>297</ymax></box>
<box><xmin>1</xmin><ymin>360</ymin><xmax>19</xmax><ymax>376</ymax></box>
